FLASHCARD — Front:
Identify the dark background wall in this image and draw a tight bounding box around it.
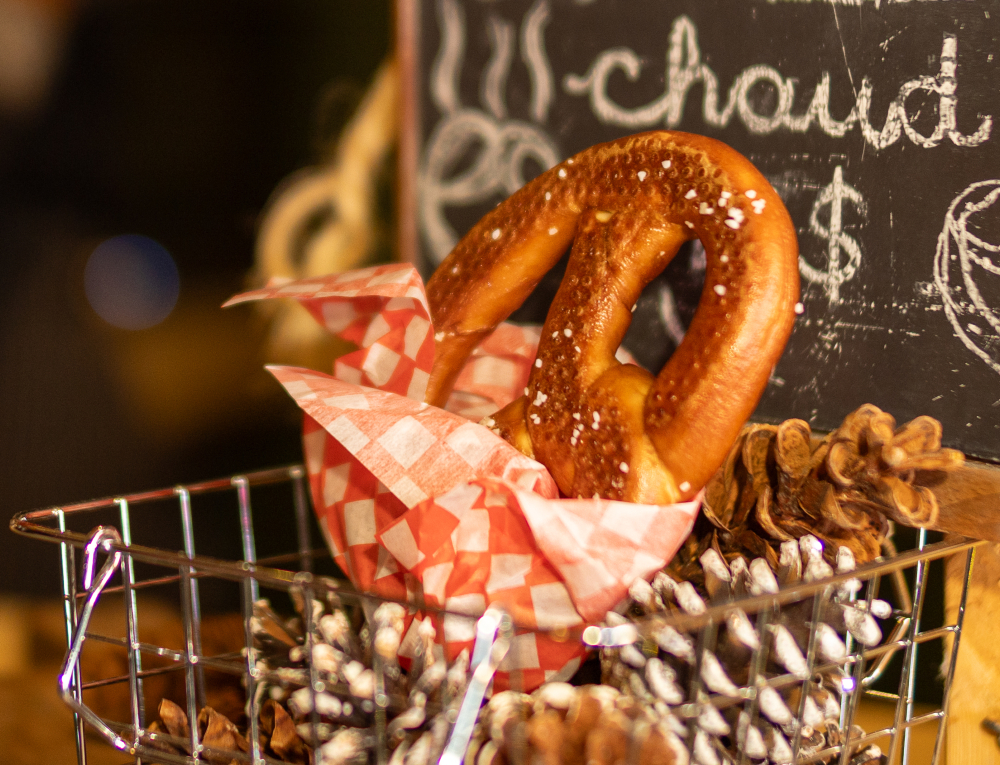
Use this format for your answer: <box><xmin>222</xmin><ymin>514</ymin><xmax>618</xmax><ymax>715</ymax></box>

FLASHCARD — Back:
<box><xmin>1</xmin><ymin>0</ymin><xmax>390</xmax><ymax>594</ymax></box>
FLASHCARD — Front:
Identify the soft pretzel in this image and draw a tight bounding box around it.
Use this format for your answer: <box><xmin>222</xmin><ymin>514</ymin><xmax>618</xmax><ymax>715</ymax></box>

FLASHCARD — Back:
<box><xmin>425</xmin><ymin>131</ymin><xmax>799</xmax><ymax>505</ymax></box>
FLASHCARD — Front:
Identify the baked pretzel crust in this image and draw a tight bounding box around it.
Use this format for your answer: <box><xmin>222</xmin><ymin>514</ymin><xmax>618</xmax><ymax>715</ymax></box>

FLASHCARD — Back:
<box><xmin>425</xmin><ymin>131</ymin><xmax>799</xmax><ymax>504</ymax></box>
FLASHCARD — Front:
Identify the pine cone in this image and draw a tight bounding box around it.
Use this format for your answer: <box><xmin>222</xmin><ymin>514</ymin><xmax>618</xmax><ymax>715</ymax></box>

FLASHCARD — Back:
<box><xmin>603</xmin><ymin>536</ymin><xmax>892</xmax><ymax>765</ymax></box>
<box><xmin>469</xmin><ymin>684</ymin><xmax>687</xmax><ymax>765</ymax></box>
<box><xmin>683</xmin><ymin>405</ymin><xmax>963</xmax><ymax>572</ymax></box>
<box><xmin>824</xmin><ymin>405</ymin><xmax>962</xmax><ymax>530</ymax></box>
<box><xmin>147</xmin><ymin>591</ymin><xmax>480</xmax><ymax>765</ymax></box>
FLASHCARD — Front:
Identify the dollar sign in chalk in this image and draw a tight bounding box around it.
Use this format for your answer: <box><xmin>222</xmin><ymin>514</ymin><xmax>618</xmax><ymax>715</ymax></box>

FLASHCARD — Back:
<box><xmin>802</xmin><ymin>166</ymin><xmax>867</xmax><ymax>304</ymax></box>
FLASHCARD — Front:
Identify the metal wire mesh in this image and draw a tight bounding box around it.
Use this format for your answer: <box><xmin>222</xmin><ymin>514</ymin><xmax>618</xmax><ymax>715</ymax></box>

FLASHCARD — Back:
<box><xmin>10</xmin><ymin>465</ymin><xmax>980</xmax><ymax>765</ymax></box>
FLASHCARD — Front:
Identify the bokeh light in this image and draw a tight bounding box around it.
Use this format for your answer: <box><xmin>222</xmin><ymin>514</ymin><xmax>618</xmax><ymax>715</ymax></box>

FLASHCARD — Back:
<box><xmin>84</xmin><ymin>234</ymin><xmax>180</xmax><ymax>329</ymax></box>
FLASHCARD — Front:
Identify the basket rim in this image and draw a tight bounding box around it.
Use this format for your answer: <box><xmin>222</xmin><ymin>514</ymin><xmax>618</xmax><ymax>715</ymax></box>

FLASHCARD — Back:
<box><xmin>8</xmin><ymin>463</ymin><xmax>985</xmax><ymax>637</ymax></box>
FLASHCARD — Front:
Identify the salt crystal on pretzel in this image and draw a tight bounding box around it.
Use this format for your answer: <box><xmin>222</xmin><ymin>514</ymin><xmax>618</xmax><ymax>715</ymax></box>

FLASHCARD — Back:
<box><xmin>425</xmin><ymin>131</ymin><xmax>799</xmax><ymax>506</ymax></box>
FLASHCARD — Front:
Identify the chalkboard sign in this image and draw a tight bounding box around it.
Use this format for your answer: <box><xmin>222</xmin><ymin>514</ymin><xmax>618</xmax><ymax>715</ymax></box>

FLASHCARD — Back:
<box><xmin>400</xmin><ymin>0</ymin><xmax>1000</xmax><ymax>460</ymax></box>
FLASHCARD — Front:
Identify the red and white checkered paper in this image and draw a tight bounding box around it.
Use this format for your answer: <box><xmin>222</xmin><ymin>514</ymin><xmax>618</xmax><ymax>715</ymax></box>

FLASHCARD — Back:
<box><xmin>269</xmin><ymin>365</ymin><xmax>557</xmax><ymax>602</ymax></box>
<box><xmin>226</xmin><ymin>264</ymin><xmax>700</xmax><ymax>690</ymax></box>
<box><xmin>226</xmin><ymin>265</ymin><xmax>435</xmax><ymax>401</ymax></box>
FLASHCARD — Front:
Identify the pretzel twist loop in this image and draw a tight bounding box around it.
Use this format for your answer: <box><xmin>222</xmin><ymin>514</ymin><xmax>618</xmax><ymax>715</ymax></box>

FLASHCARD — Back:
<box><xmin>425</xmin><ymin>131</ymin><xmax>800</xmax><ymax>504</ymax></box>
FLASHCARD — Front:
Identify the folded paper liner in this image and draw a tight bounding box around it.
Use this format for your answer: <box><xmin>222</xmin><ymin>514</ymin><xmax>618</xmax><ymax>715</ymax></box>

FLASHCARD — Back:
<box><xmin>226</xmin><ymin>264</ymin><xmax>700</xmax><ymax>690</ymax></box>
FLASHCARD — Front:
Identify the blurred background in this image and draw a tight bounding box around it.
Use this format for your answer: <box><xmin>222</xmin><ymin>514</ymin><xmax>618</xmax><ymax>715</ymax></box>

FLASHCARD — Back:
<box><xmin>0</xmin><ymin>3</ymin><xmax>975</xmax><ymax>761</ymax></box>
<box><xmin>1</xmin><ymin>0</ymin><xmax>391</xmax><ymax>595</ymax></box>
<box><xmin>0</xmin><ymin>5</ymin><xmax>395</xmax><ymax>756</ymax></box>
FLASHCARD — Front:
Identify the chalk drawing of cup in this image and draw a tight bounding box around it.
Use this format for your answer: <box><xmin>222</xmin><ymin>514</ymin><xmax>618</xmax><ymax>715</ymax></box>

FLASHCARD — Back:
<box><xmin>934</xmin><ymin>179</ymin><xmax>1000</xmax><ymax>374</ymax></box>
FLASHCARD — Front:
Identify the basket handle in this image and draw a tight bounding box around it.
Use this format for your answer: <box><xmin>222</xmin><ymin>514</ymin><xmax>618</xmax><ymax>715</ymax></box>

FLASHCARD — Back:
<box><xmin>58</xmin><ymin>526</ymin><xmax>134</xmax><ymax>754</ymax></box>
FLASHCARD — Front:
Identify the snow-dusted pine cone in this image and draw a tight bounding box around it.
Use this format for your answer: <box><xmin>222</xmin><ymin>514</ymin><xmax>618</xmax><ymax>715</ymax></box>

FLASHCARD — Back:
<box><xmin>255</xmin><ymin>593</ymin><xmax>478</xmax><ymax>765</ymax></box>
<box><xmin>146</xmin><ymin>591</ymin><xmax>475</xmax><ymax>765</ymax></box>
<box><xmin>598</xmin><ymin>535</ymin><xmax>890</xmax><ymax>765</ymax></box>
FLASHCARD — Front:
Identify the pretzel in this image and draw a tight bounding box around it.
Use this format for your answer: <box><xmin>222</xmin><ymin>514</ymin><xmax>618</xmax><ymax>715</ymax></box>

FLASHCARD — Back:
<box><xmin>425</xmin><ymin>131</ymin><xmax>799</xmax><ymax>504</ymax></box>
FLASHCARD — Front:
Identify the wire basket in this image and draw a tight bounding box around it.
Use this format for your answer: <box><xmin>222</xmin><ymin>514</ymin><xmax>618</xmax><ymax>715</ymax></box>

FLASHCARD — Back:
<box><xmin>10</xmin><ymin>464</ymin><xmax>981</xmax><ymax>765</ymax></box>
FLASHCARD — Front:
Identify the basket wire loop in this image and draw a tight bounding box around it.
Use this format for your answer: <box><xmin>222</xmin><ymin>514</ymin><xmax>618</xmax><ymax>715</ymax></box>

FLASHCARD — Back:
<box><xmin>177</xmin><ymin>537</ymin><xmax>202</xmax><ymax>759</ymax></box>
<box><xmin>581</xmin><ymin>623</ymin><xmax>639</xmax><ymax>648</ymax></box>
<box><xmin>900</xmin><ymin>528</ymin><xmax>929</xmax><ymax>764</ymax></box>
<box><xmin>933</xmin><ymin>544</ymin><xmax>975</xmax><ymax>764</ymax></box>
<box><xmin>861</xmin><ymin>615</ymin><xmax>911</xmax><ymax>689</ymax></box>
<box><xmin>890</xmin><ymin>528</ymin><xmax>930</xmax><ymax>765</ymax></box>
<box><xmin>862</xmin><ymin>537</ymin><xmax>916</xmax><ymax>689</ymax></box>
<box><xmin>242</xmin><ymin>574</ymin><xmax>263</xmax><ymax>764</ymax></box>
<box><xmin>836</xmin><ymin>576</ymin><xmax>879</xmax><ymax>765</ymax></box>
<box><xmin>118</xmin><ymin>498</ymin><xmax>147</xmax><ymax>752</ymax></box>
<box><xmin>291</xmin><ymin>466</ymin><xmax>314</xmax><ymax>575</ymax></box>
<box><xmin>693</xmin><ymin>619</ymin><xmax>717</xmax><ymax>758</ymax></box>
<box><xmin>791</xmin><ymin>585</ymin><xmax>830</xmax><ymax>758</ymax></box>
<box><xmin>373</xmin><ymin>638</ymin><xmax>390</xmax><ymax>765</ymax></box>
<box><xmin>59</xmin><ymin>526</ymin><xmax>131</xmax><ymax>754</ymax></box>
<box><xmin>293</xmin><ymin>572</ymin><xmax>324</xmax><ymax>754</ymax></box>
<box><xmin>234</xmin><ymin>476</ymin><xmax>260</xmax><ymax>604</ymax></box>
<box><xmin>232</xmin><ymin>475</ymin><xmax>264</xmax><ymax>765</ymax></box>
<box><xmin>58</xmin><ymin>508</ymin><xmax>89</xmax><ymax>765</ymax></box>
<box><xmin>177</xmin><ymin>485</ymin><xmax>208</xmax><ymax>712</ymax></box>
<box><xmin>736</xmin><ymin>606</ymin><xmax>772</xmax><ymax>765</ymax></box>
<box><xmin>441</xmin><ymin>606</ymin><xmax>513</xmax><ymax>765</ymax></box>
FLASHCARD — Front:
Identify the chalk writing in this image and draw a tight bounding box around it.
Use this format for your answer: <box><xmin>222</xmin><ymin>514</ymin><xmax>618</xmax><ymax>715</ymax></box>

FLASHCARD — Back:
<box><xmin>481</xmin><ymin>16</ymin><xmax>514</xmax><ymax>120</ymax></box>
<box><xmin>657</xmin><ymin>283</ymin><xmax>687</xmax><ymax>347</ymax></box>
<box><xmin>420</xmin><ymin>0</ymin><xmax>560</xmax><ymax>264</ymax></box>
<box><xmin>767</xmin><ymin>0</ymin><xmax>967</xmax><ymax>4</ymax></box>
<box><xmin>412</xmin><ymin>0</ymin><xmax>1000</xmax><ymax>452</ymax></box>
<box><xmin>934</xmin><ymin>179</ymin><xmax>1000</xmax><ymax>375</ymax></box>
<box><xmin>564</xmin><ymin>17</ymin><xmax>991</xmax><ymax>149</ymax></box>
<box><xmin>429</xmin><ymin>0</ymin><xmax>463</xmax><ymax>115</ymax></box>
<box><xmin>521</xmin><ymin>0</ymin><xmax>554</xmax><ymax>123</ymax></box>
<box><xmin>801</xmin><ymin>166</ymin><xmax>867</xmax><ymax>304</ymax></box>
